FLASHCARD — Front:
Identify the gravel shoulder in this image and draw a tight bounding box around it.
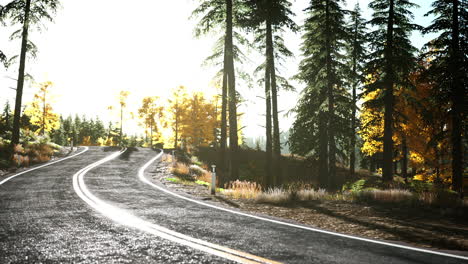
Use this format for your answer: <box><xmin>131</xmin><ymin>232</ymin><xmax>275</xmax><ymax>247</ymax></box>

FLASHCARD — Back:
<box><xmin>152</xmin><ymin>154</ymin><xmax>468</xmax><ymax>255</ymax></box>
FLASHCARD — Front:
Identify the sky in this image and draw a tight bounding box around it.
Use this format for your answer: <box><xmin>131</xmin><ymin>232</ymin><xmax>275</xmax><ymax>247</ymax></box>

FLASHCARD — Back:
<box><xmin>0</xmin><ymin>0</ymin><xmax>436</xmax><ymax>139</ymax></box>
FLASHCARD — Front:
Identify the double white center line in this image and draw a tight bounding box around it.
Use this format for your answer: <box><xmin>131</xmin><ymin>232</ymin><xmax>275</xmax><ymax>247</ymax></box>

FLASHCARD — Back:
<box><xmin>72</xmin><ymin>149</ymin><xmax>280</xmax><ymax>264</ymax></box>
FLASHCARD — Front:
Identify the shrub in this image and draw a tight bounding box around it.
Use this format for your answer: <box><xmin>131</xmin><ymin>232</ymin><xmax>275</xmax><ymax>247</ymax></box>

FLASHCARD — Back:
<box><xmin>171</xmin><ymin>162</ymin><xmax>193</xmax><ymax>181</ymax></box>
<box><xmin>189</xmin><ymin>164</ymin><xmax>204</xmax><ymax>177</ymax></box>
<box><xmin>343</xmin><ymin>179</ymin><xmax>367</xmax><ymax>193</ymax></box>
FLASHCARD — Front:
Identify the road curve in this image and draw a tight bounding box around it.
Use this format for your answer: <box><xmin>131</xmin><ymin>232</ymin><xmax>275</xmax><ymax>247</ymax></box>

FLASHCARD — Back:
<box><xmin>0</xmin><ymin>147</ymin><xmax>229</xmax><ymax>263</ymax></box>
<box><xmin>1</xmin><ymin>147</ymin><xmax>467</xmax><ymax>263</ymax></box>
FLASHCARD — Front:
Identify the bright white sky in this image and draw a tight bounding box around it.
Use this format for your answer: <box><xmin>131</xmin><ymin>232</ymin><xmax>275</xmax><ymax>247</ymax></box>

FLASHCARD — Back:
<box><xmin>0</xmin><ymin>0</ymin><xmax>435</xmax><ymax>138</ymax></box>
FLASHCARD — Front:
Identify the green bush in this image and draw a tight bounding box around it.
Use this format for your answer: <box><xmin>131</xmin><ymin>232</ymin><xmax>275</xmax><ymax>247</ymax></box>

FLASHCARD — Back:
<box><xmin>343</xmin><ymin>179</ymin><xmax>367</xmax><ymax>193</ymax></box>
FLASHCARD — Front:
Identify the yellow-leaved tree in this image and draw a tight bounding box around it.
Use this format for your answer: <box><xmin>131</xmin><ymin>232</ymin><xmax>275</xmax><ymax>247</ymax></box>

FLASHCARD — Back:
<box><xmin>168</xmin><ymin>86</ymin><xmax>189</xmax><ymax>149</ymax></box>
<box><xmin>138</xmin><ymin>96</ymin><xmax>165</xmax><ymax>147</ymax></box>
<box><xmin>24</xmin><ymin>81</ymin><xmax>60</xmax><ymax>135</ymax></box>
<box><xmin>180</xmin><ymin>92</ymin><xmax>218</xmax><ymax>148</ymax></box>
<box><xmin>107</xmin><ymin>91</ymin><xmax>130</xmax><ymax>146</ymax></box>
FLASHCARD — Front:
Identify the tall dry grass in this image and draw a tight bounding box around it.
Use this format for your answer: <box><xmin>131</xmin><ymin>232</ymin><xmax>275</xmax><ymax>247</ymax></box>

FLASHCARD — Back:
<box><xmin>222</xmin><ymin>180</ymin><xmax>262</xmax><ymax>199</ymax></box>
<box><xmin>356</xmin><ymin>189</ymin><xmax>414</xmax><ymax>203</ymax></box>
<box><xmin>256</xmin><ymin>188</ymin><xmax>290</xmax><ymax>204</ymax></box>
<box><xmin>171</xmin><ymin>162</ymin><xmax>190</xmax><ymax>177</ymax></box>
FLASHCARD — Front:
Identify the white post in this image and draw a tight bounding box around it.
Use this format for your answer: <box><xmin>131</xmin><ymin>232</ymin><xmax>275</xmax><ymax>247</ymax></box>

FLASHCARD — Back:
<box><xmin>172</xmin><ymin>150</ymin><xmax>175</xmax><ymax>166</ymax></box>
<box><xmin>211</xmin><ymin>165</ymin><xmax>216</xmax><ymax>195</ymax></box>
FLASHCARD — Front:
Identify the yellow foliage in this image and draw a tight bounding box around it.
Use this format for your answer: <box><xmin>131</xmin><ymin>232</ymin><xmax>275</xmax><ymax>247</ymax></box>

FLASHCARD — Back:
<box><xmin>360</xmin><ymin>70</ymin><xmax>452</xmax><ymax>183</ymax></box>
<box><xmin>358</xmin><ymin>89</ymin><xmax>383</xmax><ymax>157</ymax></box>
<box><xmin>24</xmin><ymin>81</ymin><xmax>60</xmax><ymax>135</ymax></box>
<box><xmin>138</xmin><ymin>96</ymin><xmax>165</xmax><ymax>147</ymax></box>
<box><xmin>166</xmin><ymin>86</ymin><xmax>222</xmax><ymax>149</ymax></box>
<box><xmin>96</xmin><ymin>137</ymin><xmax>106</xmax><ymax>146</ymax></box>
<box><xmin>82</xmin><ymin>136</ymin><xmax>92</xmax><ymax>146</ymax></box>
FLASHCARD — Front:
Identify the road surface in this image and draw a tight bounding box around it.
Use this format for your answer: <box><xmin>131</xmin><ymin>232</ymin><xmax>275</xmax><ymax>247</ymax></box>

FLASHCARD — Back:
<box><xmin>0</xmin><ymin>147</ymin><xmax>466</xmax><ymax>263</ymax></box>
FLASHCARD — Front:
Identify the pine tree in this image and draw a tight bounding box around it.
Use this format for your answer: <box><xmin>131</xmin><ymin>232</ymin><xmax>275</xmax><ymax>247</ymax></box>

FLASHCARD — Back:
<box><xmin>422</xmin><ymin>0</ymin><xmax>467</xmax><ymax>194</ymax></box>
<box><xmin>241</xmin><ymin>0</ymin><xmax>297</xmax><ymax>187</ymax></box>
<box><xmin>192</xmin><ymin>0</ymin><xmax>242</xmax><ymax>182</ymax></box>
<box><xmin>0</xmin><ymin>101</ymin><xmax>13</xmax><ymax>139</ymax></box>
<box><xmin>290</xmin><ymin>0</ymin><xmax>348</xmax><ymax>189</ymax></box>
<box><xmin>2</xmin><ymin>0</ymin><xmax>59</xmax><ymax>148</ymax></box>
<box><xmin>365</xmin><ymin>0</ymin><xmax>420</xmax><ymax>182</ymax></box>
<box><xmin>346</xmin><ymin>3</ymin><xmax>367</xmax><ymax>177</ymax></box>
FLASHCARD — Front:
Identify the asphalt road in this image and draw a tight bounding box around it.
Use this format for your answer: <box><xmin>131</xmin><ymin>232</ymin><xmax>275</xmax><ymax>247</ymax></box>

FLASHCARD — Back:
<box><xmin>0</xmin><ymin>147</ymin><xmax>467</xmax><ymax>263</ymax></box>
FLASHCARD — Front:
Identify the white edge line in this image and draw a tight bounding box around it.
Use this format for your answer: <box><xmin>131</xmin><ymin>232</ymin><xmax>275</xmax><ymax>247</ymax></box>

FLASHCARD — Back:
<box><xmin>0</xmin><ymin>147</ymin><xmax>89</xmax><ymax>186</ymax></box>
<box><xmin>72</xmin><ymin>149</ymin><xmax>277</xmax><ymax>264</ymax></box>
<box><xmin>139</xmin><ymin>150</ymin><xmax>468</xmax><ymax>261</ymax></box>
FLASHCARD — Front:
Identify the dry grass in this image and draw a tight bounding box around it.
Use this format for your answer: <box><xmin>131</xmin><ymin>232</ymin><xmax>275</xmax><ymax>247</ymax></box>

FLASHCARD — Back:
<box><xmin>222</xmin><ymin>180</ymin><xmax>262</xmax><ymax>199</ymax></box>
<box><xmin>255</xmin><ymin>188</ymin><xmax>290</xmax><ymax>204</ymax></box>
<box><xmin>297</xmin><ymin>188</ymin><xmax>329</xmax><ymax>201</ymax></box>
<box><xmin>357</xmin><ymin>189</ymin><xmax>414</xmax><ymax>203</ymax></box>
<box><xmin>171</xmin><ymin>162</ymin><xmax>190</xmax><ymax>178</ymax></box>
<box><xmin>197</xmin><ymin>170</ymin><xmax>213</xmax><ymax>184</ymax></box>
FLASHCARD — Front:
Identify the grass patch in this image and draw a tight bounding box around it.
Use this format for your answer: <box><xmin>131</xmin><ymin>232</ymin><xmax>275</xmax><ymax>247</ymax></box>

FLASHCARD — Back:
<box><xmin>166</xmin><ymin>177</ymin><xmax>179</xmax><ymax>183</ymax></box>
<box><xmin>195</xmin><ymin>180</ymin><xmax>210</xmax><ymax>186</ymax></box>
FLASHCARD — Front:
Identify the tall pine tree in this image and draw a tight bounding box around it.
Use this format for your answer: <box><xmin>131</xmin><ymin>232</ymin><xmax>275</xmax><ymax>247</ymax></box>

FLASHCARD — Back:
<box><xmin>192</xmin><ymin>0</ymin><xmax>241</xmax><ymax>183</ymax></box>
<box><xmin>346</xmin><ymin>3</ymin><xmax>367</xmax><ymax>177</ymax></box>
<box><xmin>365</xmin><ymin>0</ymin><xmax>420</xmax><ymax>182</ymax></box>
<box><xmin>2</xmin><ymin>0</ymin><xmax>59</xmax><ymax>149</ymax></box>
<box><xmin>241</xmin><ymin>0</ymin><xmax>297</xmax><ymax>187</ymax></box>
<box><xmin>422</xmin><ymin>0</ymin><xmax>467</xmax><ymax>194</ymax></box>
<box><xmin>290</xmin><ymin>0</ymin><xmax>348</xmax><ymax>189</ymax></box>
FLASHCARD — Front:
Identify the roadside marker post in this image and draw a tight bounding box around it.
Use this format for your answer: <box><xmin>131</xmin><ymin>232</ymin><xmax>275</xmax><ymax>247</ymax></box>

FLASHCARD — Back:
<box><xmin>211</xmin><ymin>165</ymin><xmax>216</xmax><ymax>195</ymax></box>
<box><xmin>172</xmin><ymin>150</ymin><xmax>175</xmax><ymax>166</ymax></box>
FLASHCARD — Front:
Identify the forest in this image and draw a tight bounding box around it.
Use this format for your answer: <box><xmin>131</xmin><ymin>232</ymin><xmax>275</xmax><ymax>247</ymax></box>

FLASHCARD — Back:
<box><xmin>0</xmin><ymin>0</ymin><xmax>466</xmax><ymax>202</ymax></box>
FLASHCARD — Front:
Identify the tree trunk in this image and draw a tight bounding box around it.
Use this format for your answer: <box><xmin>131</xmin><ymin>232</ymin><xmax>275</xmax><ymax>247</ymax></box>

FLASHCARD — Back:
<box><xmin>450</xmin><ymin>0</ymin><xmax>464</xmax><ymax>196</ymax></box>
<box><xmin>325</xmin><ymin>0</ymin><xmax>337</xmax><ymax>189</ymax></box>
<box><xmin>382</xmin><ymin>0</ymin><xmax>395</xmax><ymax>182</ymax></box>
<box><xmin>120</xmin><ymin>105</ymin><xmax>123</xmax><ymax>146</ymax></box>
<box><xmin>402</xmin><ymin>136</ymin><xmax>408</xmax><ymax>181</ymax></box>
<box><xmin>42</xmin><ymin>88</ymin><xmax>46</xmax><ymax>135</ymax></box>
<box><xmin>350</xmin><ymin>10</ymin><xmax>359</xmax><ymax>178</ymax></box>
<box><xmin>264</xmin><ymin>46</ymin><xmax>273</xmax><ymax>189</ymax></box>
<box><xmin>11</xmin><ymin>0</ymin><xmax>32</xmax><ymax>149</ymax></box>
<box><xmin>220</xmin><ymin>60</ymin><xmax>228</xmax><ymax>177</ymax></box>
<box><xmin>370</xmin><ymin>156</ymin><xmax>376</xmax><ymax>173</ymax></box>
<box><xmin>266</xmin><ymin>15</ymin><xmax>281</xmax><ymax>187</ymax></box>
<box><xmin>174</xmin><ymin>102</ymin><xmax>179</xmax><ymax>149</ymax></box>
<box><xmin>226</xmin><ymin>0</ymin><xmax>238</xmax><ymax>182</ymax></box>
<box><xmin>150</xmin><ymin>118</ymin><xmax>153</xmax><ymax>148</ymax></box>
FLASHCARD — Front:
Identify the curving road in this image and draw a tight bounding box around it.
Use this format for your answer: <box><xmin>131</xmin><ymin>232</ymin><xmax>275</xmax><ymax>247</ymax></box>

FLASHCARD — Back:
<box><xmin>0</xmin><ymin>147</ymin><xmax>467</xmax><ymax>263</ymax></box>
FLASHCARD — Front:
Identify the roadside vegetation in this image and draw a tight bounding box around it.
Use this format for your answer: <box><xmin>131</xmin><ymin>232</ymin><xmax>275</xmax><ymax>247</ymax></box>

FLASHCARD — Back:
<box><xmin>167</xmin><ymin>148</ymin><xmax>467</xmax><ymax>218</ymax></box>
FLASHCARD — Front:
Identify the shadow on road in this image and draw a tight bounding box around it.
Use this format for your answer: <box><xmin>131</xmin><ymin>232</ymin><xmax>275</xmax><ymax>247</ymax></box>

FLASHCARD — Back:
<box><xmin>103</xmin><ymin>146</ymin><xmax>121</xmax><ymax>152</ymax></box>
<box><xmin>119</xmin><ymin>147</ymin><xmax>139</xmax><ymax>161</ymax></box>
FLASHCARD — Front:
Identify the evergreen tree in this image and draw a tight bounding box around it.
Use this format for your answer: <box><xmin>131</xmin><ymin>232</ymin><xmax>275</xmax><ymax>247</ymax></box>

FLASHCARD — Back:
<box><xmin>241</xmin><ymin>0</ymin><xmax>297</xmax><ymax>187</ymax></box>
<box><xmin>345</xmin><ymin>3</ymin><xmax>368</xmax><ymax>177</ymax></box>
<box><xmin>51</xmin><ymin>115</ymin><xmax>66</xmax><ymax>146</ymax></box>
<box><xmin>290</xmin><ymin>0</ymin><xmax>348</xmax><ymax>189</ymax></box>
<box><xmin>0</xmin><ymin>101</ymin><xmax>13</xmax><ymax>139</ymax></box>
<box><xmin>365</xmin><ymin>0</ymin><xmax>420</xmax><ymax>182</ymax></box>
<box><xmin>192</xmin><ymin>0</ymin><xmax>241</xmax><ymax>183</ymax></box>
<box><xmin>421</xmin><ymin>0</ymin><xmax>467</xmax><ymax>194</ymax></box>
<box><xmin>2</xmin><ymin>0</ymin><xmax>59</xmax><ymax>148</ymax></box>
